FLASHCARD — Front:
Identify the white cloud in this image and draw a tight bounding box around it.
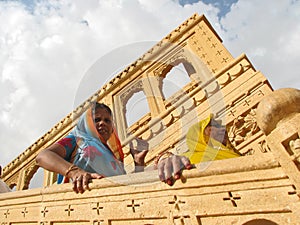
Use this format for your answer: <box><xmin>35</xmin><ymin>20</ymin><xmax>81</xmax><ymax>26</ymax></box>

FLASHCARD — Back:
<box><xmin>219</xmin><ymin>0</ymin><xmax>300</xmax><ymax>89</ymax></box>
<box><xmin>0</xmin><ymin>0</ymin><xmax>299</xmax><ymax>169</ymax></box>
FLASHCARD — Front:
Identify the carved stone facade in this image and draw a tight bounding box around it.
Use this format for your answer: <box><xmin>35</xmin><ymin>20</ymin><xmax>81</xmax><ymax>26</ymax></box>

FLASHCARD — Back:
<box><xmin>0</xmin><ymin>13</ymin><xmax>299</xmax><ymax>224</ymax></box>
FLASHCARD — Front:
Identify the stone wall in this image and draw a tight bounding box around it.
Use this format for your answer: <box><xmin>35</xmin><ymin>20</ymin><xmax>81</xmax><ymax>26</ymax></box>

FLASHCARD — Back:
<box><xmin>0</xmin><ymin>153</ymin><xmax>299</xmax><ymax>224</ymax></box>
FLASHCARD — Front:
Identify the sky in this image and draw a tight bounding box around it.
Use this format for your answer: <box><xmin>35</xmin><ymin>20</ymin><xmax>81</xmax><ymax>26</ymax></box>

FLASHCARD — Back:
<box><xmin>0</xmin><ymin>0</ymin><xmax>300</xmax><ymax>170</ymax></box>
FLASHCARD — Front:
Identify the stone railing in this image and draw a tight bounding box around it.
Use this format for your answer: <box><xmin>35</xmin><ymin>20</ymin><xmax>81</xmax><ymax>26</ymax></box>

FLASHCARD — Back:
<box><xmin>0</xmin><ymin>153</ymin><xmax>299</xmax><ymax>224</ymax></box>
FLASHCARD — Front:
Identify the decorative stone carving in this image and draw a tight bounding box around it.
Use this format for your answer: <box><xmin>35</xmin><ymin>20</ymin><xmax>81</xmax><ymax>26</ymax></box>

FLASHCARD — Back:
<box><xmin>222</xmin><ymin>191</ymin><xmax>241</xmax><ymax>207</ymax></box>
<box><xmin>290</xmin><ymin>138</ymin><xmax>300</xmax><ymax>167</ymax></box>
<box><xmin>16</xmin><ymin>165</ymin><xmax>34</xmax><ymax>190</ymax></box>
<box><xmin>258</xmin><ymin>140</ymin><xmax>271</xmax><ymax>153</ymax></box>
<box><xmin>228</xmin><ymin>109</ymin><xmax>259</xmax><ymax>148</ymax></box>
<box><xmin>120</xmin><ymin>80</ymin><xmax>144</xmax><ymax>104</ymax></box>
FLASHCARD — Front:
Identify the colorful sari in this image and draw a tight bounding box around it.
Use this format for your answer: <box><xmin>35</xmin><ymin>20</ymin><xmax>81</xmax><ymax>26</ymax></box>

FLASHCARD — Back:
<box><xmin>57</xmin><ymin>106</ymin><xmax>125</xmax><ymax>183</ymax></box>
<box><xmin>183</xmin><ymin>114</ymin><xmax>240</xmax><ymax>164</ymax></box>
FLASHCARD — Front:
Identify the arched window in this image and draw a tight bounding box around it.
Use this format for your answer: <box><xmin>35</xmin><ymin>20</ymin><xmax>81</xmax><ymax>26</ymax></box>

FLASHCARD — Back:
<box><xmin>125</xmin><ymin>91</ymin><xmax>149</xmax><ymax>127</ymax></box>
<box><xmin>162</xmin><ymin>62</ymin><xmax>195</xmax><ymax>100</ymax></box>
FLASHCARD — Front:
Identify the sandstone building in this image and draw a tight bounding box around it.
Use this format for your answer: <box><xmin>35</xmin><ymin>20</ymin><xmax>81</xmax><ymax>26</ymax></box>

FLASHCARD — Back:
<box><xmin>0</xmin><ymin>13</ymin><xmax>299</xmax><ymax>224</ymax></box>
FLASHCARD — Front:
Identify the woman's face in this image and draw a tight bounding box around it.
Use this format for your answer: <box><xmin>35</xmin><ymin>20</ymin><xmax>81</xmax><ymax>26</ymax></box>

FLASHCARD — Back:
<box><xmin>204</xmin><ymin>120</ymin><xmax>228</xmax><ymax>146</ymax></box>
<box><xmin>94</xmin><ymin>108</ymin><xmax>113</xmax><ymax>142</ymax></box>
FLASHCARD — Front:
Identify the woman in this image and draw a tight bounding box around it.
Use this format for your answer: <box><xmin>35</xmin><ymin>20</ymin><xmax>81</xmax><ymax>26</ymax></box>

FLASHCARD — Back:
<box><xmin>36</xmin><ymin>103</ymin><xmax>148</xmax><ymax>193</ymax></box>
<box><xmin>156</xmin><ymin>114</ymin><xmax>241</xmax><ymax>185</ymax></box>
<box><xmin>184</xmin><ymin>114</ymin><xmax>241</xmax><ymax>163</ymax></box>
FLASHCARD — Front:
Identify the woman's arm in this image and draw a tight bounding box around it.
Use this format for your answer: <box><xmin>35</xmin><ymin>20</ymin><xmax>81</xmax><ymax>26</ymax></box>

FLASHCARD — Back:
<box><xmin>129</xmin><ymin>138</ymin><xmax>149</xmax><ymax>172</ymax></box>
<box><xmin>36</xmin><ymin>143</ymin><xmax>71</xmax><ymax>175</ymax></box>
<box><xmin>36</xmin><ymin>143</ymin><xmax>103</xmax><ymax>193</ymax></box>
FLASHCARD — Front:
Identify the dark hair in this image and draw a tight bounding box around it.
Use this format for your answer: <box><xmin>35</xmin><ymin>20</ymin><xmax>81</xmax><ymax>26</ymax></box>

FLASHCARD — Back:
<box><xmin>94</xmin><ymin>102</ymin><xmax>112</xmax><ymax>116</ymax></box>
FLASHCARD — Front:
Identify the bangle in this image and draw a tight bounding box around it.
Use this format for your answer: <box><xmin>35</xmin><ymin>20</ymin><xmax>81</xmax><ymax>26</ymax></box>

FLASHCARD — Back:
<box><xmin>65</xmin><ymin>164</ymin><xmax>79</xmax><ymax>177</ymax></box>
<box><xmin>154</xmin><ymin>151</ymin><xmax>174</xmax><ymax>166</ymax></box>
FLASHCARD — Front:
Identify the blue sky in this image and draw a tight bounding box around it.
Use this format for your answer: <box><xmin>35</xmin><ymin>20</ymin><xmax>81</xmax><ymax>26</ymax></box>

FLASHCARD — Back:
<box><xmin>180</xmin><ymin>0</ymin><xmax>238</xmax><ymax>18</ymax></box>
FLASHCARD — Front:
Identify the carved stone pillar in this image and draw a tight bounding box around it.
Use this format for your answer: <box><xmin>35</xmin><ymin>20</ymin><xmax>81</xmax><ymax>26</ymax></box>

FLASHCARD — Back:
<box><xmin>43</xmin><ymin>170</ymin><xmax>57</xmax><ymax>187</ymax></box>
<box><xmin>142</xmin><ymin>74</ymin><xmax>164</xmax><ymax>117</ymax></box>
<box><xmin>16</xmin><ymin>163</ymin><xmax>39</xmax><ymax>190</ymax></box>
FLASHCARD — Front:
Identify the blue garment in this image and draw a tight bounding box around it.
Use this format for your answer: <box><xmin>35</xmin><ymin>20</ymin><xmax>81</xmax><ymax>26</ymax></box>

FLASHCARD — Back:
<box><xmin>57</xmin><ymin>108</ymin><xmax>125</xmax><ymax>183</ymax></box>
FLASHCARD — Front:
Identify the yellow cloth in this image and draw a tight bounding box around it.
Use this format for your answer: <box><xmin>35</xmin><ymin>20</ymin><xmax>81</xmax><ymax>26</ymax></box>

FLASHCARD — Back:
<box><xmin>183</xmin><ymin>114</ymin><xmax>240</xmax><ymax>164</ymax></box>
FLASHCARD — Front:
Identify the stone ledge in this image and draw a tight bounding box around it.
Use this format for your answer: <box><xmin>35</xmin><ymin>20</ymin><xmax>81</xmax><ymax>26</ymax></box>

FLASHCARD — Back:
<box><xmin>0</xmin><ymin>153</ymin><xmax>279</xmax><ymax>200</ymax></box>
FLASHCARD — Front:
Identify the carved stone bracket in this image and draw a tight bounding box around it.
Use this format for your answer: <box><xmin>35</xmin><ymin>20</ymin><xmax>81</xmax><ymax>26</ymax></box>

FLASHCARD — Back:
<box><xmin>19</xmin><ymin>163</ymin><xmax>39</xmax><ymax>190</ymax></box>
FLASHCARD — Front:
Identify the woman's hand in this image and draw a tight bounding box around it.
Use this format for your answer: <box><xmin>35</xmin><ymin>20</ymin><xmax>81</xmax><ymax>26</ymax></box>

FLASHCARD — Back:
<box><xmin>157</xmin><ymin>154</ymin><xmax>193</xmax><ymax>186</ymax></box>
<box><xmin>36</xmin><ymin>144</ymin><xmax>104</xmax><ymax>194</ymax></box>
<box><xmin>129</xmin><ymin>138</ymin><xmax>149</xmax><ymax>172</ymax></box>
<box><xmin>67</xmin><ymin>166</ymin><xmax>103</xmax><ymax>193</ymax></box>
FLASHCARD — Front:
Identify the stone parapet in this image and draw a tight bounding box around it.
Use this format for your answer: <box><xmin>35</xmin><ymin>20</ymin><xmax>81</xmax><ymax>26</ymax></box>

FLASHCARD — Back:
<box><xmin>0</xmin><ymin>153</ymin><xmax>299</xmax><ymax>224</ymax></box>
